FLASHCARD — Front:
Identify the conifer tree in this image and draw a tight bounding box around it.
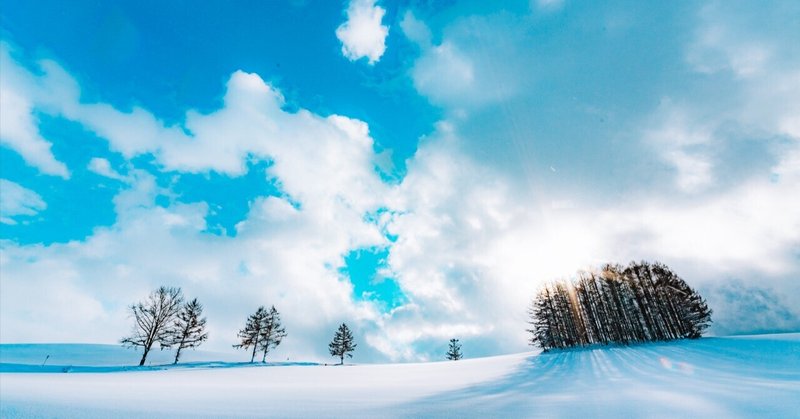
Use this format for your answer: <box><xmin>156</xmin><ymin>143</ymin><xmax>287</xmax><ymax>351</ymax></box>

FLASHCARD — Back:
<box><xmin>259</xmin><ymin>305</ymin><xmax>287</xmax><ymax>363</ymax></box>
<box><xmin>234</xmin><ymin>306</ymin><xmax>268</xmax><ymax>363</ymax></box>
<box><xmin>446</xmin><ymin>338</ymin><xmax>463</xmax><ymax>360</ymax></box>
<box><xmin>167</xmin><ymin>298</ymin><xmax>208</xmax><ymax>364</ymax></box>
<box><xmin>121</xmin><ymin>286</ymin><xmax>184</xmax><ymax>366</ymax></box>
<box><xmin>328</xmin><ymin>323</ymin><xmax>357</xmax><ymax>365</ymax></box>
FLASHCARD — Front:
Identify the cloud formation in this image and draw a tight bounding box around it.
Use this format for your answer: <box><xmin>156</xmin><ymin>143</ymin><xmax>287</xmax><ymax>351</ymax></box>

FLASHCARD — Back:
<box><xmin>336</xmin><ymin>0</ymin><xmax>389</xmax><ymax>64</ymax></box>
<box><xmin>0</xmin><ymin>45</ymin><xmax>70</xmax><ymax>178</ymax></box>
<box><xmin>2</xmin><ymin>2</ymin><xmax>799</xmax><ymax>362</ymax></box>
<box><xmin>0</xmin><ymin>179</ymin><xmax>47</xmax><ymax>225</ymax></box>
<box><xmin>0</xmin><ymin>44</ymin><xmax>394</xmax><ymax>361</ymax></box>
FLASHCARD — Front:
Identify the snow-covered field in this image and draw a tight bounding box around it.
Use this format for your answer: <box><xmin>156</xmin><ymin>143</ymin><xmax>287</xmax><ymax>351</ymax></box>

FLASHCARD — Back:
<box><xmin>1</xmin><ymin>334</ymin><xmax>798</xmax><ymax>418</ymax></box>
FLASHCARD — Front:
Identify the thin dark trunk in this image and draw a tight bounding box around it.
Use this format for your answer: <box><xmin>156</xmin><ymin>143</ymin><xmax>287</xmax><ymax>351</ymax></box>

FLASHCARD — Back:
<box><xmin>174</xmin><ymin>334</ymin><xmax>186</xmax><ymax>364</ymax></box>
<box><xmin>139</xmin><ymin>346</ymin><xmax>150</xmax><ymax>366</ymax></box>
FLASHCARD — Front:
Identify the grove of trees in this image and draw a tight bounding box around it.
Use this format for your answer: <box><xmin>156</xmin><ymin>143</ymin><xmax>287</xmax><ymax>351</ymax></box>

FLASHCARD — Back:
<box><xmin>122</xmin><ymin>260</ymin><xmax>712</xmax><ymax>366</ymax></box>
<box><xmin>120</xmin><ymin>287</ymin><xmax>208</xmax><ymax>366</ymax></box>
<box><xmin>233</xmin><ymin>305</ymin><xmax>287</xmax><ymax>363</ymax></box>
<box><xmin>527</xmin><ymin>261</ymin><xmax>712</xmax><ymax>351</ymax></box>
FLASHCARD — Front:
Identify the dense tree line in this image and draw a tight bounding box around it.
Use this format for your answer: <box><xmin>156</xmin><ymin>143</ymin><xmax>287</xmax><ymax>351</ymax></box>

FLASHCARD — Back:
<box><xmin>527</xmin><ymin>261</ymin><xmax>712</xmax><ymax>351</ymax></box>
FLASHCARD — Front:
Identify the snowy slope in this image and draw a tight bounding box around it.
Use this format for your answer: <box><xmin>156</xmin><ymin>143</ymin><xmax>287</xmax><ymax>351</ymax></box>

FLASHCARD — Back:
<box><xmin>1</xmin><ymin>334</ymin><xmax>798</xmax><ymax>418</ymax></box>
<box><xmin>0</xmin><ymin>343</ymin><xmax>243</xmax><ymax>368</ymax></box>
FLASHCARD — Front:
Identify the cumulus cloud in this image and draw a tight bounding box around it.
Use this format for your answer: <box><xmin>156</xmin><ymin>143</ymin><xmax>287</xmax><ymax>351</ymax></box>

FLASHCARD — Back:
<box><xmin>0</xmin><ymin>175</ymin><xmax>388</xmax><ymax>360</ymax></box>
<box><xmin>336</xmin><ymin>0</ymin><xmax>389</xmax><ymax>64</ymax></box>
<box><xmin>373</xmin><ymin>3</ymin><xmax>800</xmax><ymax>356</ymax></box>
<box><xmin>369</xmin><ymin>122</ymin><xmax>800</xmax><ymax>358</ymax></box>
<box><xmin>402</xmin><ymin>12</ymin><xmax>528</xmax><ymax>110</ymax></box>
<box><xmin>399</xmin><ymin>11</ymin><xmax>431</xmax><ymax>48</ymax></box>
<box><xmin>644</xmin><ymin>101</ymin><xmax>717</xmax><ymax>193</ymax></box>
<box><xmin>0</xmin><ymin>179</ymin><xmax>47</xmax><ymax>225</ymax></box>
<box><xmin>2</xmin><ymin>52</ymin><xmax>389</xmax><ymax>215</ymax></box>
<box><xmin>87</xmin><ymin>157</ymin><xmax>128</xmax><ymax>181</ymax></box>
<box><xmin>0</xmin><ymin>44</ymin><xmax>70</xmax><ymax>178</ymax></box>
<box><xmin>642</xmin><ymin>1</ymin><xmax>800</xmax><ymax>192</ymax></box>
<box><xmin>0</xmin><ymin>46</ymin><xmax>394</xmax><ymax>361</ymax></box>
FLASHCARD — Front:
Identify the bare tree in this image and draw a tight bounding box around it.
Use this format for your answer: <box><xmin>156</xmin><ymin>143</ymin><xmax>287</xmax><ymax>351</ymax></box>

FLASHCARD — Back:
<box><xmin>121</xmin><ymin>286</ymin><xmax>184</xmax><ymax>366</ymax></box>
<box><xmin>167</xmin><ymin>298</ymin><xmax>208</xmax><ymax>364</ymax></box>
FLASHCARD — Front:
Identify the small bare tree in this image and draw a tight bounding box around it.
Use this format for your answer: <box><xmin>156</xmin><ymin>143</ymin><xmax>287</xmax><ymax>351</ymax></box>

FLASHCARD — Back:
<box><xmin>121</xmin><ymin>286</ymin><xmax>184</xmax><ymax>366</ymax></box>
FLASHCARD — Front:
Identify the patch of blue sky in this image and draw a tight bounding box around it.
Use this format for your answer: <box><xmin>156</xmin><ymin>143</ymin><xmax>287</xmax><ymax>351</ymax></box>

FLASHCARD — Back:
<box><xmin>0</xmin><ymin>115</ymin><xmax>122</xmax><ymax>245</ymax></box>
<box><xmin>340</xmin><ymin>246</ymin><xmax>406</xmax><ymax>312</ymax></box>
<box><xmin>363</xmin><ymin>207</ymin><xmax>399</xmax><ymax>242</ymax></box>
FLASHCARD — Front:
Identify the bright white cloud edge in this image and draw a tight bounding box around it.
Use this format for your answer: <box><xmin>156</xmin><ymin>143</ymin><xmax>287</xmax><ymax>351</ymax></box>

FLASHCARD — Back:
<box><xmin>336</xmin><ymin>0</ymin><xmax>389</xmax><ymax>64</ymax></box>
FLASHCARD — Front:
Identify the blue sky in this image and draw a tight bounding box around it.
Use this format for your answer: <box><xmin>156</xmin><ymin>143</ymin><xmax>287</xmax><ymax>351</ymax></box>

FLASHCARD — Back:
<box><xmin>1</xmin><ymin>0</ymin><xmax>799</xmax><ymax>362</ymax></box>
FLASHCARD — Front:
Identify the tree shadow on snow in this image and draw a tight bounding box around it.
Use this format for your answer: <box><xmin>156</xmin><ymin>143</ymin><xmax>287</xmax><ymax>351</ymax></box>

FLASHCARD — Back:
<box><xmin>390</xmin><ymin>337</ymin><xmax>800</xmax><ymax>418</ymax></box>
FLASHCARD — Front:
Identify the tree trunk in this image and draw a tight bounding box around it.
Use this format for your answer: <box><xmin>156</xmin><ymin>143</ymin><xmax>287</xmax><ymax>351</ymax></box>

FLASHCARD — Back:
<box><xmin>250</xmin><ymin>344</ymin><xmax>258</xmax><ymax>363</ymax></box>
<box><xmin>174</xmin><ymin>335</ymin><xmax>186</xmax><ymax>364</ymax></box>
<box><xmin>139</xmin><ymin>346</ymin><xmax>150</xmax><ymax>366</ymax></box>
<box><xmin>340</xmin><ymin>354</ymin><xmax>344</xmax><ymax>365</ymax></box>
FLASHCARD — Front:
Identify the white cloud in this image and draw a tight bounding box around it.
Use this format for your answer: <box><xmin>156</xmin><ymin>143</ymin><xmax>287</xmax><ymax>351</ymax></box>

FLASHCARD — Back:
<box><xmin>2</xmin><ymin>52</ymin><xmax>390</xmax><ymax>217</ymax></box>
<box><xmin>0</xmin><ymin>179</ymin><xmax>47</xmax><ymax>225</ymax></box>
<box><xmin>642</xmin><ymin>2</ymin><xmax>800</xmax><ymax>192</ymax></box>
<box><xmin>336</xmin><ymin>0</ymin><xmax>389</xmax><ymax>64</ymax></box>
<box><xmin>399</xmin><ymin>11</ymin><xmax>431</xmax><ymax>48</ymax></box>
<box><xmin>402</xmin><ymin>12</ymin><xmax>530</xmax><ymax>110</ymax></box>
<box><xmin>0</xmin><ymin>171</ymin><xmax>389</xmax><ymax>361</ymax></box>
<box><xmin>644</xmin><ymin>101</ymin><xmax>716</xmax><ymax>193</ymax></box>
<box><xmin>685</xmin><ymin>2</ymin><xmax>800</xmax><ymax>144</ymax></box>
<box><xmin>87</xmin><ymin>158</ymin><xmax>127</xmax><ymax>181</ymax></box>
<box><xmin>379</xmin><ymin>3</ymin><xmax>800</xmax><ymax>354</ymax></box>
<box><xmin>374</xmin><ymin>125</ymin><xmax>800</xmax><ymax>357</ymax></box>
<box><xmin>0</xmin><ymin>48</ymin><xmax>396</xmax><ymax>361</ymax></box>
<box><xmin>0</xmin><ymin>44</ymin><xmax>70</xmax><ymax>178</ymax></box>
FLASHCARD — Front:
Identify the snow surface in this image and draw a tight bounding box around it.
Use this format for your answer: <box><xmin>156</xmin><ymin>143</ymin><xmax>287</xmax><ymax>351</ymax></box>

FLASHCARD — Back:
<box><xmin>1</xmin><ymin>334</ymin><xmax>798</xmax><ymax>418</ymax></box>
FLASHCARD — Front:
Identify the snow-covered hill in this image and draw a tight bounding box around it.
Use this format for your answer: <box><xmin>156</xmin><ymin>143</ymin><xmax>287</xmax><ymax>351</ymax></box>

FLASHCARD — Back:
<box><xmin>1</xmin><ymin>334</ymin><xmax>798</xmax><ymax>418</ymax></box>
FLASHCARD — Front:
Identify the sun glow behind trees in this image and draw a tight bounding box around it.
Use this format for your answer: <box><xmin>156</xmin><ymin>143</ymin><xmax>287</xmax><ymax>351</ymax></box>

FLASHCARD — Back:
<box><xmin>528</xmin><ymin>261</ymin><xmax>712</xmax><ymax>351</ymax></box>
